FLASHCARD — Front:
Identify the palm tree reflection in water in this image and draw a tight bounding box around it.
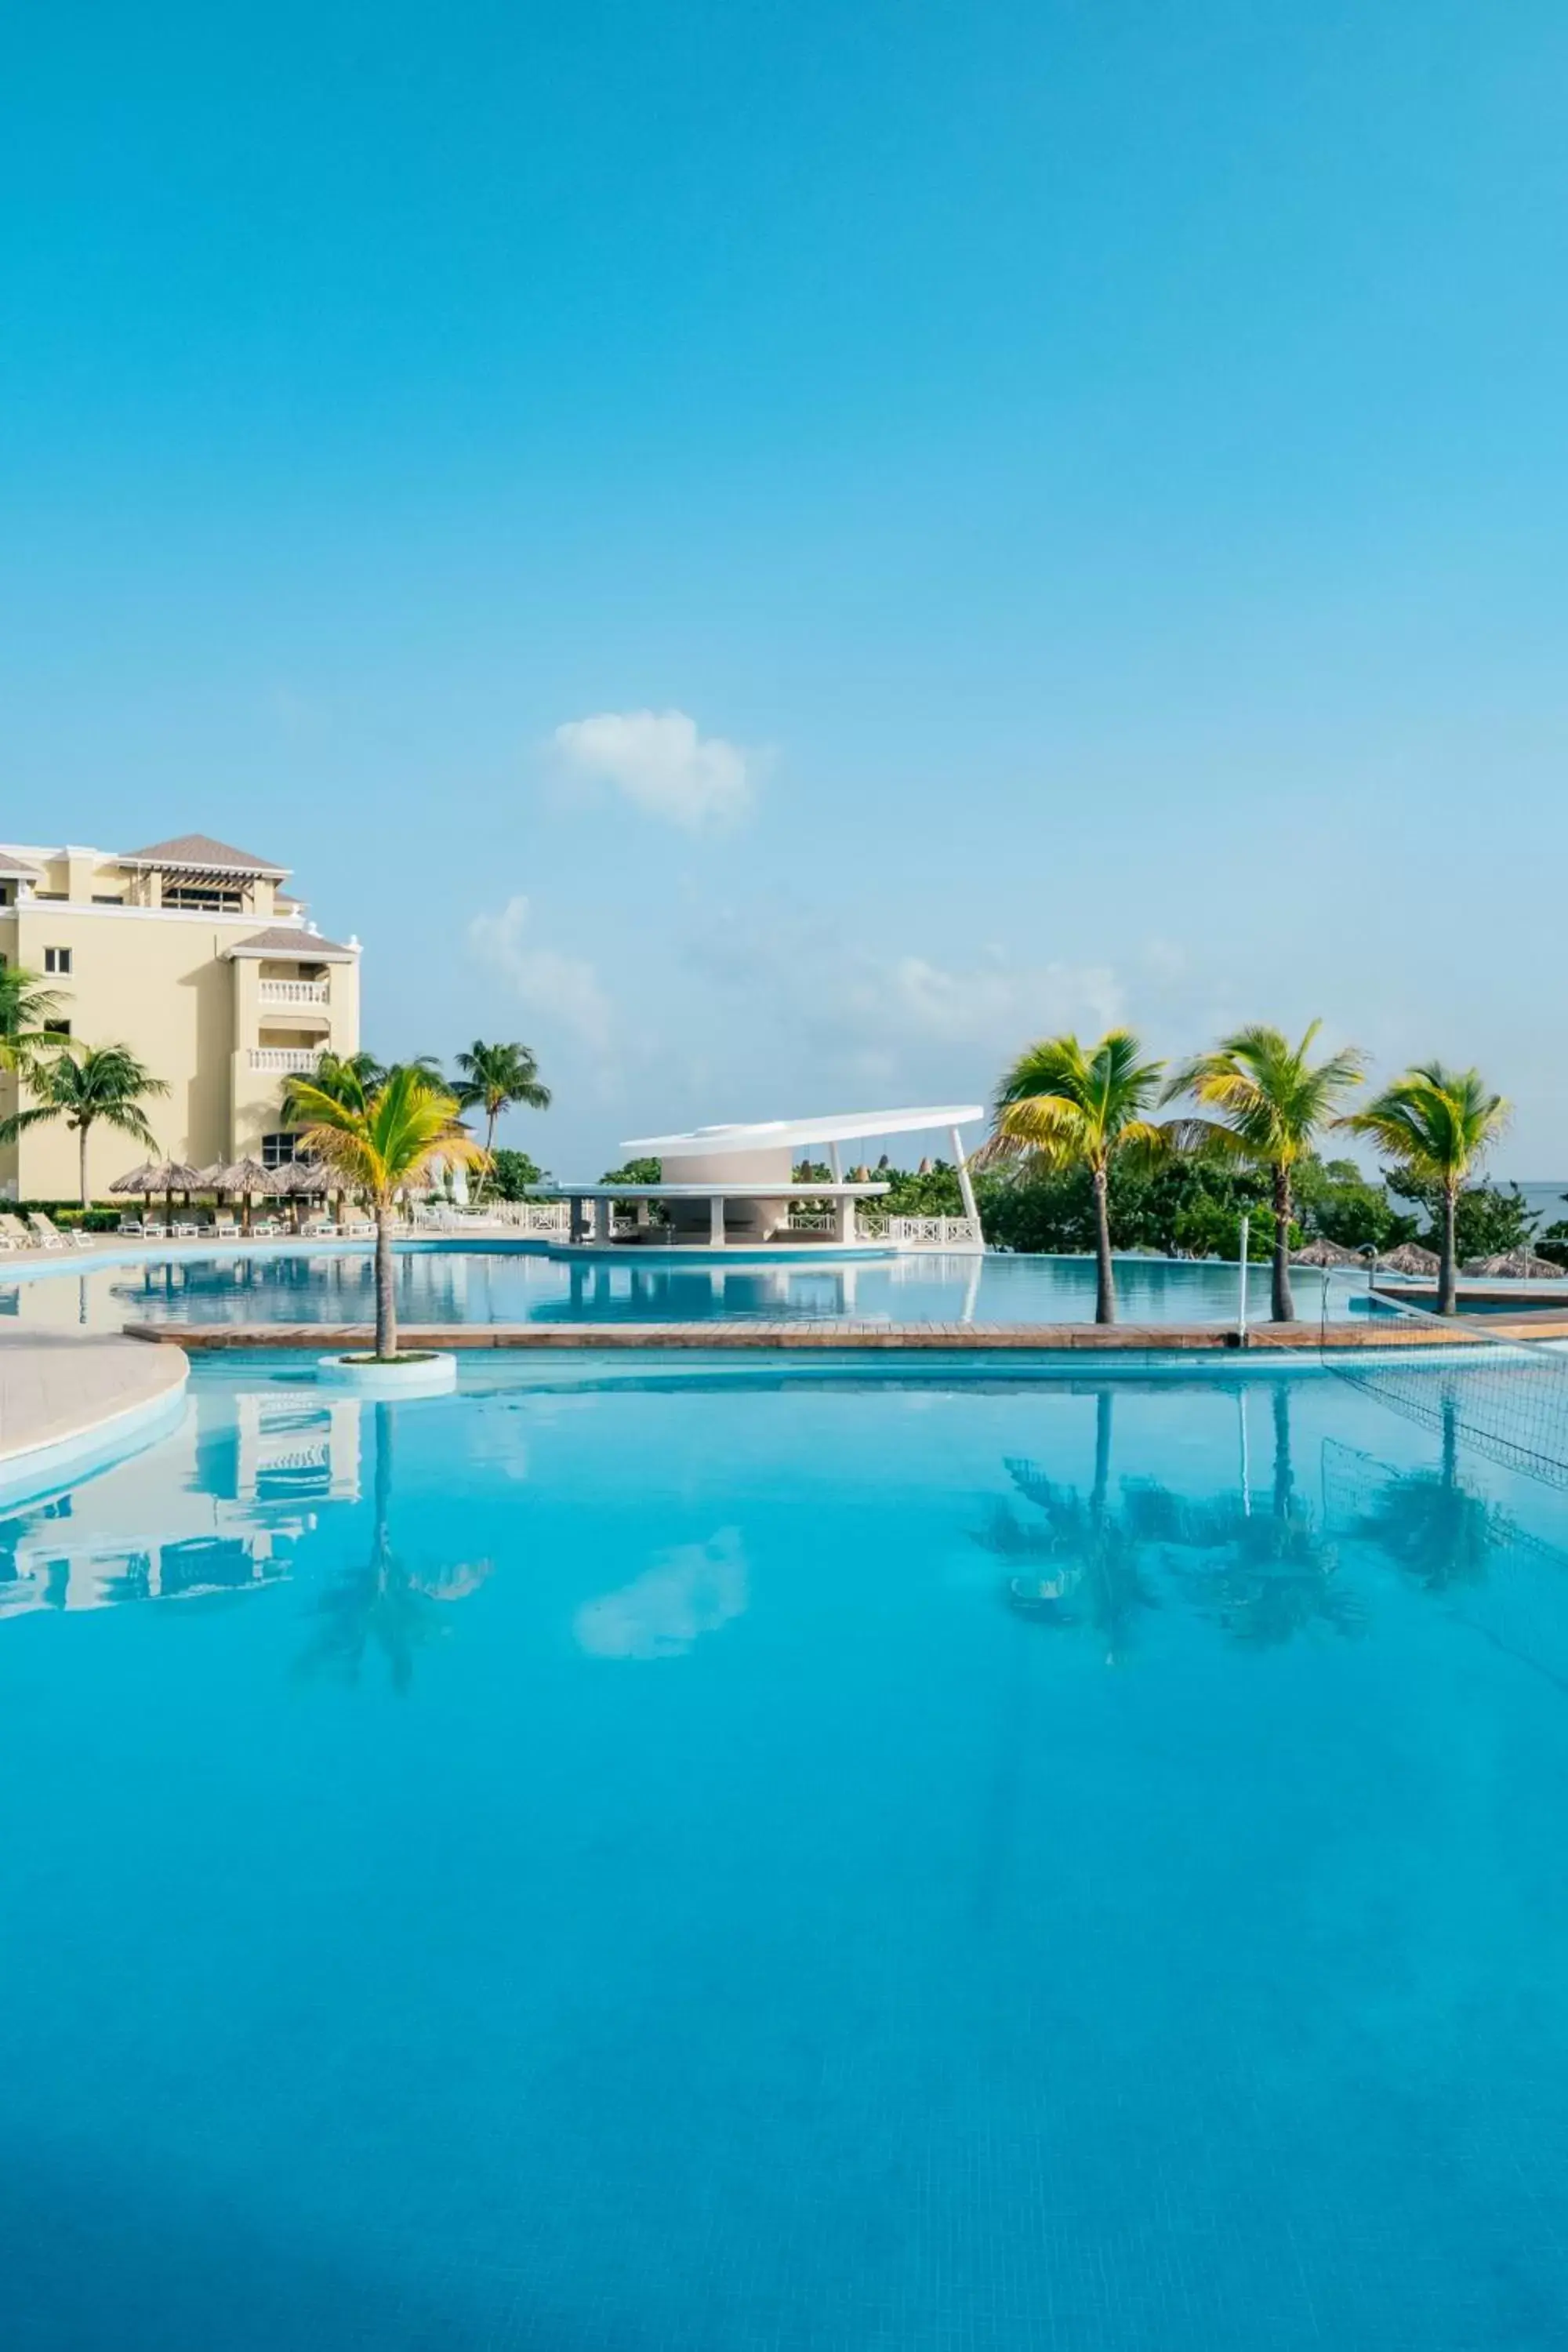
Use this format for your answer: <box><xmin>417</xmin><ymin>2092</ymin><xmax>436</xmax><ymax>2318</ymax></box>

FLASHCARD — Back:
<box><xmin>1152</xmin><ymin>1385</ymin><xmax>1366</xmax><ymax>1648</ymax></box>
<box><xmin>297</xmin><ymin>1403</ymin><xmax>490</xmax><ymax>1693</ymax></box>
<box><xmin>982</xmin><ymin>1382</ymin><xmax>1363</xmax><ymax>1659</ymax></box>
<box><xmin>985</xmin><ymin>1392</ymin><xmax>1161</xmax><ymax>1664</ymax></box>
<box><xmin>1352</xmin><ymin>1394</ymin><xmax>1504</xmax><ymax>1594</ymax></box>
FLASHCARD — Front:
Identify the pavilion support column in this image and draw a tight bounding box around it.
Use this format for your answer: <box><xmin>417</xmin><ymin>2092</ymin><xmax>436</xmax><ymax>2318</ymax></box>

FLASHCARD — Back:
<box><xmin>710</xmin><ymin>1195</ymin><xmax>726</xmax><ymax>1248</ymax></box>
<box><xmin>569</xmin><ymin>1196</ymin><xmax>586</xmax><ymax>1244</ymax></box>
<box><xmin>950</xmin><ymin>1127</ymin><xmax>980</xmax><ymax>1226</ymax></box>
<box><xmin>594</xmin><ymin>1196</ymin><xmax>611</xmax><ymax>1246</ymax></box>
<box><xmin>834</xmin><ymin>1194</ymin><xmax>856</xmax><ymax>1245</ymax></box>
<box><xmin>635</xmin><ymin>1200</ymin><xmax>650</xmax><ymax>1229</ymax></box>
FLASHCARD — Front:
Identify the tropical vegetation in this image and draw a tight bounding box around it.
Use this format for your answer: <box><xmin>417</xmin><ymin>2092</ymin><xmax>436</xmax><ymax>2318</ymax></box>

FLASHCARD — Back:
<box><xmin>978</xmin><ymin>1029</ymin><xmax>1172</xmax><ymax>1323</ymax></box>
<box><xmin>0</xmin><ymin>1043</ymin><xmax>169</xmax><ymax>1205</ymax></box>
<box><xmin>0</xmin><ymin>964</ymin><xmax>71</xmax><ymax>1074</ymax></box>
<box><xmin>1163</xmin><ymin>1023</ymin><xmax>1367</xmax><ymax>1322</ymax></box>
<box><xmin>1345</xmin><ymin>1064</ymin><xmax>1511</xmax><ymax>1312</ymax></box>
<box><xmin>452</xmin><ymin>1041</ymin><xmax>550</xmax><ymax>1197</ymax></box>
<box><xmin>285</xmin><ymin>1065</ymin><xmax>487</xmax><ymax>1360</ymax></box>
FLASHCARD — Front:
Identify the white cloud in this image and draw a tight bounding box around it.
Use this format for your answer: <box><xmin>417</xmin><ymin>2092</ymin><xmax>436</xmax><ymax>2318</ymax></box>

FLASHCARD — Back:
<box><xmin>685</xmin><ymin>903</ymin><xmax>1123</xmax><ymax>1073</ymax></box>
<box><xmin>467</xmin><ymin>895</ymin><xmax>613</xmax><ymax>1054</ymax></box>
<box><xmin>550</xmin><ymin>708</ymin><xmax>756</xmax><ymax>831</ymax></box>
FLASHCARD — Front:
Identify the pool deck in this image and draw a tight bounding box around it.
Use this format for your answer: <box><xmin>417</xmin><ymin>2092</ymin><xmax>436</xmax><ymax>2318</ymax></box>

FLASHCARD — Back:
<box><xmin>118</xmin><ymin>1316</ymin><xmax>1546</xmax><ymax>1352</ymax></box>
<box><xmin>0</xmin><ymin>1327</ymin><xmax>190</xmax><ymax>1494</ymax></box>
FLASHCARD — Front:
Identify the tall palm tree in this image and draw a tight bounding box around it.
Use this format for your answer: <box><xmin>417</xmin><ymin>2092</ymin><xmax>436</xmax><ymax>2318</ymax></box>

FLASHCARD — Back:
<box><xmin>452</xmin><ymin>1041</ymin><xmax>550</xmax><ymax>1200</ymax></box>
<box><xmin>0</xmin><ymin>1043</ymin><xmax>168</xmax><ymax>1205</ymax></box>
<box><xmin>287</xmin><ymin>1064</ymin><xmax>486</xmax><ymax>1360</ymax></box>
<box><xmin>1163</xmin><ymin>1022</ymin><xmax>1366</xmax><ymax>1323</ymax></box>
<box><xmin>1344</xmin><ymin>1062</ymin><xmax>1508</xmax><ymax>1314</ymax></box>
<box><xmin>0</xmin><ymin>964</ymin><xmax>71</xmax><ymax>1076</ymax></box>
<box><xmin>978</xmin><ymin>1030</ymin><xmax>1168</xmax><ymax>1323</ymax></box>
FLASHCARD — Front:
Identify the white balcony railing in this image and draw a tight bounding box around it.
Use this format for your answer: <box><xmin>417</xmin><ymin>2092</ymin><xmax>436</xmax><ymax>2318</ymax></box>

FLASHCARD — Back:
<box><xmin>248</xmin><ymin>1047</ymin><xmax>320</xmax><ymax>1074</ymax></box>
<box><xmin>260</xmin><ymin>978</ymin><xmax>329</xmax><ymax>1005</ymax></box>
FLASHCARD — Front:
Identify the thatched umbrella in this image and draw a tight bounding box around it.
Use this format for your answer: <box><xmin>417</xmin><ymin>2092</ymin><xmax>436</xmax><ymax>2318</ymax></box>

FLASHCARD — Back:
<box><xmin>111</xmin><ymin>1159</ymin><xmax>204</xmax><ymax>1224</ymax></box>
<box><xmin>111</xmin><ymin>1161</ymin><xmax>162</xmax><ymax>1227</ymax></box>
<box><xmin>204</xmin><ymin>1157</ymin><xmax>272</xmax><ymax>1233</ymax></box>
<box><xmin>1377</xmin><ymin>1241</ymin><xmax>1442</xmax><ymax>1277</ymax></box>
<box><xmin>1290</xmin><ymin>1236</ymin><xmax>1364</xmax><ymax>1268</ymax></box>
<box><xmin>278</xmin><ymin>1158</ymin><xmax>333</xmax><ymax>1232</ymax></box>
<box><xmin>1465</xmin><ymin>1247</ymin><xmax>1566</xmax><ymax>1280</ymax></box>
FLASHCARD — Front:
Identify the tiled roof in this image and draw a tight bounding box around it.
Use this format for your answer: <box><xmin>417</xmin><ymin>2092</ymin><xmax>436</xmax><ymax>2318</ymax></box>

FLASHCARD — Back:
<box><xmin>119</xmin><ymin>833</ymin><xmax>289</xmax><ymax>876</ymax></box>
<box><xmin>226</xmin><ymin>925</ymin><xmax>358</xmax><ymax>963</ymax></box>
<box><xmin>0</xmin><ymin>850</ymin><xmax>42</xmax><ymax>876</ymax></box>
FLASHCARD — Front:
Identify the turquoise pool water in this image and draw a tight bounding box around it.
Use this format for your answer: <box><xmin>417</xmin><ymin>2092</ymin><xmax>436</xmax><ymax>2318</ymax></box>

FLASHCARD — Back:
<box><xmin>2</xmin><ymin>1352</ymin><xmax>1566</xmax><ymax>2347</ymax></box>
<box><xmin>0</xmin><ymin>1242</ymin><xmax>1341</xmax><ymax>1330</ymax></box>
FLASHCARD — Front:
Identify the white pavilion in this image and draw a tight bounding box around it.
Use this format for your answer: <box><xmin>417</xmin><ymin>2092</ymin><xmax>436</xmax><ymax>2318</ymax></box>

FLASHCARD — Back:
<box><xmin>546</xmin><ymin>1105</ymin><xmax>985</xmax><ymax>1253</ymax></box>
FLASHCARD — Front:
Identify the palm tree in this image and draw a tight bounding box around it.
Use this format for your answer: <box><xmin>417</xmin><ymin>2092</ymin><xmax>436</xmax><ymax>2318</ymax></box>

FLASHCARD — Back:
<box><xmin>0</xmin><ymin>1043</ymin><xmax>168</xmax><ymax>1205</ymax></box>
<box><xmin>452</xmin><ymin>1041</ymin><xmax>550</xmax><ymax>1199</ymax></box>
<box><xmin>1163</xmin><ymin>1022</ymin><xmax>1366</xmax><ymax>1323</ymax></box>
<box><xmin>1344</xmin><ymin>1062</ymin><xmax>1508</xmax><ymax>1314</ymax></box>
<box><xmin>978</xmin><ymin>1030</ymin><xmax>1169</xmax><ymax>1323</ymax></box>
<box><xmin>0</xmin><ymin>964</ymin><xmax>71</xmax><ymax>1076</ymax></box>
<box><xmin>286</xmin><ymin>1064</ymin><xmax>486</xmax><ymax>1360</ymax></box>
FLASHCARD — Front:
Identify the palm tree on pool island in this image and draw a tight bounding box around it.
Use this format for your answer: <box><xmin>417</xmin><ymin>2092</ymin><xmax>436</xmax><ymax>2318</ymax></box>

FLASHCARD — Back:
<box><xmin>1163</xmin><ymin>1022</ymin><xmax>1366</xmax><ymax>1324</ymax></box>
<box><xmin>1344</xmin><ymin>1062</ymin><xmax>1509</xmax><ymax>1315</ymax></box>
<box><xmin>289</xmin><ymin>1064</ymin><xmax>487</xmax><ymax>1362</ymax></box>
<box><xmin>452</xmin><ymin>1040</ymin><xmax>550</xmax><ymax>1198</ymax></box>
<box><xmin>978</xmin><ymin>1029</ymin><xmax>1170</xmax><ymax>1323</ymax></box>
<box><xmin>0</xmin><ymin>1043</ymin><xmax>169</xmax><ymax>1205</ymax></box>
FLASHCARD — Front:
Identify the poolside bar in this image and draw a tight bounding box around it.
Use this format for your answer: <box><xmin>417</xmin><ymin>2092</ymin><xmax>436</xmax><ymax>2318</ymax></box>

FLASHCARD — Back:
<box><xmin>545</xmin><ymin>1105</ymin><xmax>987</xmax><ymax>1253</ymax></box>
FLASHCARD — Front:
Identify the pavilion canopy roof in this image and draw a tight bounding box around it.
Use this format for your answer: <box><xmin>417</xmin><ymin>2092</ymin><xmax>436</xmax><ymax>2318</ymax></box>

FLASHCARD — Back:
<box><xmin>622</xmin><ymin>1105</ymin><xmax>985</xmax><ymax>1156</ymax></box>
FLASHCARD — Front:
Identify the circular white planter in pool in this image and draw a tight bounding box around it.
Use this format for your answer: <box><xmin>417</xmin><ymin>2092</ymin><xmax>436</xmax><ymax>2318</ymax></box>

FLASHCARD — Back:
<box><xmin>317</xmin><ymin>1351</ymin><xmax>458</xmax><ymax>1395</ymax></box>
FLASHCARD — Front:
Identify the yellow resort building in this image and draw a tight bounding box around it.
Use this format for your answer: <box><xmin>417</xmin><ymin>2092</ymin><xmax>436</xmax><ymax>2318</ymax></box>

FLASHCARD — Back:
<box><xmin>0</xmin><ymin>832</ymin><xmax>361</xmax><ymax>1200</ymax></box>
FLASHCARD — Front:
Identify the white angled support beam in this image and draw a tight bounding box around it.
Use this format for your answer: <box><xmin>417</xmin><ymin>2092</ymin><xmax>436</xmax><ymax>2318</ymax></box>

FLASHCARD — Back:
<box><xmin>949</xmin><ymin>1127</ymin><xmax>979</xmax><ymax>1225</ymax></box>
<box><xmin>710</xmin><ymin>1194</ymin><xmax>726</xmax><ymax>1248</ymax></box>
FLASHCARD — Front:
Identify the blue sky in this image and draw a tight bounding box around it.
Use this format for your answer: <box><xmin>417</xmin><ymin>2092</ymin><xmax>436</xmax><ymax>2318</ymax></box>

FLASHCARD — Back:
<box><xmin>3</xmin><ymin>2</ymin><xmax>1566</xmax><ymax>1175</ymax></box>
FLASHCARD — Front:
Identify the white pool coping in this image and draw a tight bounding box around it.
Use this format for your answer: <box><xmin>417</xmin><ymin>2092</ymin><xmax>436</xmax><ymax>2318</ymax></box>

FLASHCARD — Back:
<box><xmin>0</xmin><ymin>1330</ymin><xmax>191</xmax><ymax>1506</ymax></box>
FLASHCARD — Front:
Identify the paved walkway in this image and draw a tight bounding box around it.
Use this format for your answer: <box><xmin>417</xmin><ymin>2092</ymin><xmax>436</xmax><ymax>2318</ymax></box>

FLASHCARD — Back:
<box><xmin>122</xmin><ymin>1317</ymin><xmax>1509</xmax><ymax>1352</ymax></box>
<box><xmin>0</xmin><ymin>1327</ymin><xmax>189</xmax><ymax>1478</ymax></box>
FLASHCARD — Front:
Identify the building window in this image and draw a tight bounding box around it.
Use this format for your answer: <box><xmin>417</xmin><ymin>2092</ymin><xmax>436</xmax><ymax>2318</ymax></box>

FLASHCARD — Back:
<box><xmin>92</xmin><ymin>894</ymin><xmax>125</xmax><ymax>906</ymax></box>
<box><xmin>261</xmin><ymin>1132</ymin><xmax>300</xmax><ymax>1170</ymax></box>
<box><xmin>44</xmin><ymin>1020</ymin><xmax>71</xmax><ymax>1038</ymax></box>
<box><xmin>43</xmin><ymin>946</ymin><xmax>71</xmax><ymax>974</ymax></box>
<box><xmin>164</xmin><ymin>885</ymin><xmax>243</xmax><ymax>912</ymax></box>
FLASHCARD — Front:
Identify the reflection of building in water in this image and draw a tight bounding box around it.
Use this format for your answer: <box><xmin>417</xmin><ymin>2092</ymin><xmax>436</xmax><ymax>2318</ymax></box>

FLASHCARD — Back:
<box><xmin>0</xmin><ymin>1388</ymin><xmax>363</xmax><ymax>1618</ymax></box>
<box><xmin>548</xmin><ymin>1258</ymin><xmax>880</xmax><ymax>1323</ymax></box>
<box><xmin>235</xmin><ymin>1390</ymin><xmax>361</xmax><ymax>1504</ymax></box>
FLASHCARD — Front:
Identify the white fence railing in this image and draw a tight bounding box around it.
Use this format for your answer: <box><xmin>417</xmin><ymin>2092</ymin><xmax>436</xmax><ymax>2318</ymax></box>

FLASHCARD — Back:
<box><xmin>248</xmin><ymin>1047</ymin><xmax>319</xmax><ymax>1073</ymax></box>
<box><xmin>474</xmin><ymin>1201</ymin><xmax>572</xmax><ymax>1233</ymax></box>
<box><xmin>786</xmin><ymin>1211</ymin><xmax>836</xmax><ymax>1233</ymax></box>
<box><xmin>259</xmin><ymin>978</ymin><xmax>329</xmax><ymax>1005</ymax></box>
<box><xmin>883</xmin><ymin>1215</ymin><xmax>983</xmax><ymax>1249</ymax></box>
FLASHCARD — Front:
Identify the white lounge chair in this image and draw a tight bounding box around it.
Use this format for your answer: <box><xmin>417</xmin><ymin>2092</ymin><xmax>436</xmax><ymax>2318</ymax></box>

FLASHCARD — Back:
<box><xmin>25</xmin><ymin>1213</ymin><xmax>68</xmax><ymax>1251</ymax></box>
<box><xmin>0</xmin><ymin>1213</ymin><xmax>34</xmax><ymax>1249</ymax></box>
<box><xmin>212</xmin><ymin>1214</ymin><xmax>241</xmax><ymax>1238</ymax></box>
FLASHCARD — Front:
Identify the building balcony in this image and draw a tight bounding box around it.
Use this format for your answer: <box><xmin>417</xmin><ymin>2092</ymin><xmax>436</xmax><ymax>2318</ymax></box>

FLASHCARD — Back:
<box><xmin>248</xmin><ymin>1047</ymin><xmax>321</xmax><ymax>1074</ymax></box>
<box><xmin>259</xmin><ymin>978</ymin><xmax>329</xmax><ymax>1005</ymax></box>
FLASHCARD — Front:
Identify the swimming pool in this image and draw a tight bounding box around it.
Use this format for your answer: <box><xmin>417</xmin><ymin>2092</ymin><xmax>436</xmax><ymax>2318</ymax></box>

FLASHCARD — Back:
<box><xmin>2</xmin><ymin>1350</ymin><xmax>1564</xmax><ymax>2347</ymax></box>
<box><xmin>0</xmin><ymin>1241</ymin><xmax>1342</xmax><ymax>1330</ymax></box>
